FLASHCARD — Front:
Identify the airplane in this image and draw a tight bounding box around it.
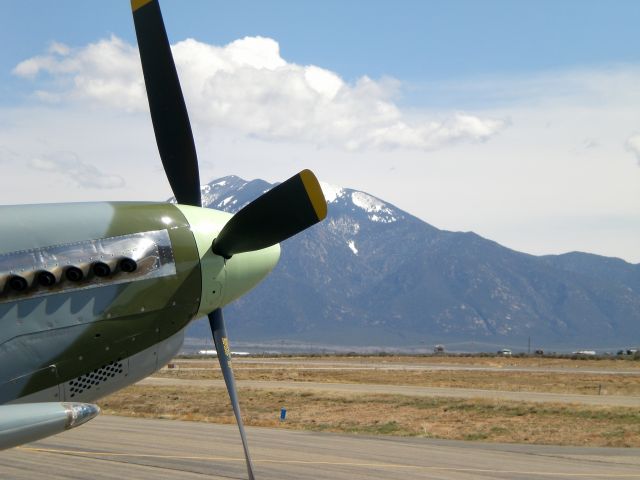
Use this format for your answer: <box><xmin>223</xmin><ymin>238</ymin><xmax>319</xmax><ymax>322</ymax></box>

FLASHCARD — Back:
<box><xmin>197</xmin><ymin>350</ymin><xmax>251</xmax><ymax>356</ymax></box>
<box><xmin>0</xmin><ymin>1</ymin><xmax>327</xmax><ymax>479</ymax></box>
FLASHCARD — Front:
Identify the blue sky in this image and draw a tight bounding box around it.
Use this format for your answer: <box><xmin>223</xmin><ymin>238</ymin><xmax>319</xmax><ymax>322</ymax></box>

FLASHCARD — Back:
<box><xmin>3</xmin><ymin>1</ymin><xmax>640</xmax><ymax>90</ymax></box>
<box><xmin>0</xmin><ymin>1</ymin><xmax>639</xmax><ymax>262</ymax></box>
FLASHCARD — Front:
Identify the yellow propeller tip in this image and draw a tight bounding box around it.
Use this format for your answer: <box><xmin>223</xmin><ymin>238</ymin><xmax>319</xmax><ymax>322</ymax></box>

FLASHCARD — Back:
<box><xmin>299</xmin><ymin>169</ymin><xmax>328</xmax><ymax>221</ymax></box>
<box><xmin>131</xmin><ymin>0</ymin><xmax>153</xmax><ymax>12</ymax></box>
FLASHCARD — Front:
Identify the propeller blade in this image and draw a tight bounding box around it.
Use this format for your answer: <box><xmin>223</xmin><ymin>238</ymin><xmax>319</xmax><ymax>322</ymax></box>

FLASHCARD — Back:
<box><xmin>208</xmin><ymin>309</ymin><xmax>255</xmax><ymax>480</ymax></box>
<box><xmin>212</xmin><ymin>169</ymin><xmax>327</xmax><ymax>258</ymax></box>
<box><xmin>131</xmin><ymin>0</ymin><xmax>201</xmax><ymax>207</ymax></box>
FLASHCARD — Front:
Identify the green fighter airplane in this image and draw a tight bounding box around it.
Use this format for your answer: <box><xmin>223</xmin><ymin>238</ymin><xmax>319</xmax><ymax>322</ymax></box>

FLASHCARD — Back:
<box><xmin>0</xmin><ymin>1</ymin><xmax>327</xmax><ymax>478</ymax></box>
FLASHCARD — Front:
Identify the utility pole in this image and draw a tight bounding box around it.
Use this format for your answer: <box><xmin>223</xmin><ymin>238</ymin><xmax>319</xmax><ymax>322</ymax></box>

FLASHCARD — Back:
<box><xmin>528</xmin><ymin>336</ymin><xmax>531</xmax><ymax>355</ymax></box>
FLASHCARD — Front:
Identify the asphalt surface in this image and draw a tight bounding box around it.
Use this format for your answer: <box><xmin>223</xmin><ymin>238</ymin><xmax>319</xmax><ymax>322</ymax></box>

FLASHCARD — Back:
<box><xmin>2</xmin><ymin>415</ymin><xmax>639</xmax><ymax>479</ymax></box>
<box><xmin>140</xmin><ymin>376</ymin><xmax>640</xmax><ymax>407</ymax></box>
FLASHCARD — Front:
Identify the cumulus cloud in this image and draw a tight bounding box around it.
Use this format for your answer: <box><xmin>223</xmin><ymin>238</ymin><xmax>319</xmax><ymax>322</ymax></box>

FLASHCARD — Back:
<box><xmin>625</xmin><ymin>134</ymin><xmax>640</xmax><ymax>166</ymax></box>
<box><xmin>14</xmin><ymin>37</ymin><xmax>145</xmax><ymax>111</ymax></box>
<box><xmin>13</xmin><ymin>35</ymin><xmax>505</xmax><ymax>151</ymax></box>
<box><xmin>28</xmin><ymin>151</ymin><xmax>125</xmax><ymax>189</ymax></box>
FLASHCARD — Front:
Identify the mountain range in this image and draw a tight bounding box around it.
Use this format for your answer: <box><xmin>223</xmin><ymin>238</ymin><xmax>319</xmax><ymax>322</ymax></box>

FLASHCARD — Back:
<box><xmin>181</xmin><ymin>176</ymin><xmax>640</xmax><ymax>352</ymax></box>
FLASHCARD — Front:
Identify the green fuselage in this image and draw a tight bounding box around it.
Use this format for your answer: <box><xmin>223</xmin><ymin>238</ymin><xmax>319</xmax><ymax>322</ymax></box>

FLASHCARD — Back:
<box><xmin>0</xmin><ymin>202</ymin><xmax>279</xmax><ymax>404</ymax></box>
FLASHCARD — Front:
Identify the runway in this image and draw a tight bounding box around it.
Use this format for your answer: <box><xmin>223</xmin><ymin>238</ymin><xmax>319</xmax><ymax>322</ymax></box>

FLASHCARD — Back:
<box><xmin>141</xmin><ymin>376</ymin><xmax>640</xmax><ymax>407</ymax></box>
<box><xmin>2</xmin><ymin>415</ymin><xmax>639</xmax><ymax>479</ymax></box>
<box><xmin>225</xmin><ymin>358</ymin><xmax>640</xmax><ymax>376</ymax></box>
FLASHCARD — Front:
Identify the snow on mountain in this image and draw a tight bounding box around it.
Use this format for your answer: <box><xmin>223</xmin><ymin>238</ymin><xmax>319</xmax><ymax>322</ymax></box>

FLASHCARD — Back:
<box><xmin>319</xmin><ymin>181</ymin><xmax>344</xmax><ymax>203</ymax></box>
<box><xmin>176</xmin><ymin>175</ymin><xmax>404</xmax><ymax>227</ymax></box>
<box><xmin>351</xmin><ymin>191</ymin><xmax>399</xmax><ymax>223</ymax></box>
<box><xmin>181</xmin><ymin>175</ymin><xmax>640</xmax><ymax>349</ymax></box>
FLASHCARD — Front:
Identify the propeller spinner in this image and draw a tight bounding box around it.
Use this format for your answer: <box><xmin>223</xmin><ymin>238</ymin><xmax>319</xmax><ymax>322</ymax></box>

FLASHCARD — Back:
<box><xmin>131</xmin><ymin>1</ymin><xmax>326</xmax><ymax>478</ymax></box>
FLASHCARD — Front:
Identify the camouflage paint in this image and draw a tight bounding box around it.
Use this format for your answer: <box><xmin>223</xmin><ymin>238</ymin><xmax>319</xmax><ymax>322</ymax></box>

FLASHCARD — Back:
<box><xmin>0</xmin><ymin>202</ymin><xmax>279</xmax><ymax>403</ymax></box>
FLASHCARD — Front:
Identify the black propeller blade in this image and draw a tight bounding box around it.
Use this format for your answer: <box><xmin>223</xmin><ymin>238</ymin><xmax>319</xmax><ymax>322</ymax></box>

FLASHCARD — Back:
<box><xmin>131</xmin><ymin>0</ymin><xmax>201</xmax><ymax>207</ymax></box>
<box><xmin>208</xmin><ymin>309</ymin><xmax>255</xmax><ymax>480</ymax></box>
<box><xmin>212</xmin><ymin>169</ymin><xmax>327</xmax><ymax>258</ymax></box>
<box><xmin>132</xmin><ymin>3</ymin><xmax>328</xmax><ymax>479</ymax></box>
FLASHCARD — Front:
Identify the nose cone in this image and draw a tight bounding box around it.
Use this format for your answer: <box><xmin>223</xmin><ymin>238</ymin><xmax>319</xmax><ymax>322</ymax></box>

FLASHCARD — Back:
<box><xmin>222</xmin><ymin>244</ymin><xmax>281</xmax><ymax>306</ymax></box>
<box><xmin>174</xmin><ymin>204</ymin><xmax>281</xmax><ymax>316</ymax></box>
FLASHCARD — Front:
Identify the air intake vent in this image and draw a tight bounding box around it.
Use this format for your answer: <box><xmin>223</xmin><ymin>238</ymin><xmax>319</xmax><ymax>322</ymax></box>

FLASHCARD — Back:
<box><xmin>68</xmin><ymin>359</ymin><xmax>124</xmax><ymax>398</ymax></box>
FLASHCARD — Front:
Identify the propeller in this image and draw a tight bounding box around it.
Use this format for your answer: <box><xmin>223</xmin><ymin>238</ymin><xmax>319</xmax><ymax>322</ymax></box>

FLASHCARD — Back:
<box><xmin>209</xmin><ymin>309</ymin><xmax>255</xmax><ymax>480</ymax></box>
<box><xmin>131</xmin><ymin>1</ymin><xmax>327</xmax><ymax>478</ymax></box>
<box><xmin>131</xmin><ymin>0</ymin><xmax>201</xmax><ymax>207</ymax></box>
<box><xmin>212</xmin><ymin>169</ymin><xmax>326</xmax><ymax>258</ymax></box>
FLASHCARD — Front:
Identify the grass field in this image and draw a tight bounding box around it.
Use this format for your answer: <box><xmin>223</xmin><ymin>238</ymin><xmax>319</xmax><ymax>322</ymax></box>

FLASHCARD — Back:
<box><xmin>102</xmin><ymin>355</ymin><xmax>640</xmax><ymax>447</ymax></box>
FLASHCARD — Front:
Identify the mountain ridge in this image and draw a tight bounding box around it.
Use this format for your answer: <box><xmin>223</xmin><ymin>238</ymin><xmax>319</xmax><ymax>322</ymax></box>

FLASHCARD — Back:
<box><xmin>180</xmin><ymin>175</ymin><xmax>640</xmax><ymax>351</ymax></box>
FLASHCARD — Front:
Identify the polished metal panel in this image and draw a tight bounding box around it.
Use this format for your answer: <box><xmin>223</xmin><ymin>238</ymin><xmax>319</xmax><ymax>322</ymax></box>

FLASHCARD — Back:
<box><xmin>0</xmin><ymin>229</ymin><xmax>176</xmax><ymax>303</ymax></box>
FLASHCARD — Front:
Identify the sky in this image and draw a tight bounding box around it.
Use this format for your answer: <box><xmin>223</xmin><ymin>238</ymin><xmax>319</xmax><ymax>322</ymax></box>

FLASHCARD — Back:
<box><xmin>0</xmin><ymin>0</ymin><xmax>639</xmax><ymax>262</ymax></box>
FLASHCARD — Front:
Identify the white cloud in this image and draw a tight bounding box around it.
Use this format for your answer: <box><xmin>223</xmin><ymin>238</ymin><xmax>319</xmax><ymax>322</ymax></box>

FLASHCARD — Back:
<box><xmin>0</xmin><ymin>146</ymin><xmax>20</xmax><ymax>164</ymax></box>
<box><xmin>14</xmin><ymin>36</ymin><xmax>145</xmax><ymax>112</ymax></box>
<box><xmin>5</xmin><ymin>41</ymin><xmax>640</xmax><ymax>263</ymax></box>
<box><xmin>28</xmin><ymin>151</ymin><xmax>125</xmax><ymax>189</ymax></box>
<box><xmin>413</xmin><ymin>64</ymin><xmax>640</xmax><ymax>110</ymax></box>
<box><xmin>625</xmin><ymin>133</ymin><xmax>640</xmax><ymax>165</ymax></box>
<box><xmin>13</xmin><ymin>35</ymin><xmax>504</xmax><ymax>151</ymax></box>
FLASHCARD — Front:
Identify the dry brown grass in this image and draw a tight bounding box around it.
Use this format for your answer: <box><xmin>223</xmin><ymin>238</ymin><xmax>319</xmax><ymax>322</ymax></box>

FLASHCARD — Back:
<box><xmin>101</xmin><ymin>384</ymin><xmax>640</xmax><ymax>447</ymax></box>
<box><xmin>102</xmin><ymin>356</ymin><xmax>640</xmax><ymax>447</ymax></box>
<box><xmin>156</xmin><ymin>359</ymin><xmax>640</xmax><ymax>396</ymax></box>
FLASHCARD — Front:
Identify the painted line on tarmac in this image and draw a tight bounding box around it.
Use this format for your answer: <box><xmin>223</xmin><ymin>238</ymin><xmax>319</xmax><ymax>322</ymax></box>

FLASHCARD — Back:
<box><xmin>19</xmin><ymin>447</ymin><xmax>640</xmax><ymax>478</ymax></box>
